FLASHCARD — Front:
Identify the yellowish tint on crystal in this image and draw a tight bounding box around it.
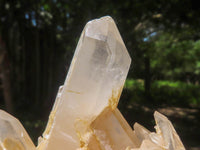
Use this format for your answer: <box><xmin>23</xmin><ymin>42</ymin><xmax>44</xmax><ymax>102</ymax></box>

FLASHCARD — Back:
<box><xmin>3</xmin><ymin>138</ymin><xmax>25</xmax><ymax>150</ymax></box>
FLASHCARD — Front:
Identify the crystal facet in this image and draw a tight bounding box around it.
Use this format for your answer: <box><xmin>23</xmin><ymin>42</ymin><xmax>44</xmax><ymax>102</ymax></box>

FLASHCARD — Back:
<box><xmin>0</xmin><ymin>110</ymin><xmax>36</xmax><ymax>150</ymax></box>
<box><xmin>76</xmin><ymin>107</ymin><xmax>140</xmax><ymax>150</ymax></box>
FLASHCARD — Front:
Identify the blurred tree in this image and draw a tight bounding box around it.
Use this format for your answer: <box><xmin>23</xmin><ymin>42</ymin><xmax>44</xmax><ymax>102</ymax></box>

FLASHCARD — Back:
<box><xmin>151</xmin><ymin>31</ymin><xmax>200</xmax><ymax>83</ymax></box>
<box><xmin>0</xmin><ymin>36</ymin><xmax>13</xmax><ymax>113</ymax></box>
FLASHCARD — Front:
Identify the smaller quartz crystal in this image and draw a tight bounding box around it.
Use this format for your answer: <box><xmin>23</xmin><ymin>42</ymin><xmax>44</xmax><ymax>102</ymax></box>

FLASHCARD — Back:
<box><xmin>0</xmin><ymin>110</ymin><xmax>36</xmax><ymax>150</ymax></box>
<box><xmin>153</xmin><ymin>111</ymin><xmax>185</xmax><ymax>150</ymax></box>
<box><xmin>76</xmin><ymin>107</ymin><xmax>140</xmax><ymax>150</ymax></box>
<box><xmin>132</xmin><ymin>111</ymin><xmax>185</xmax><ymax>150</ymax></box>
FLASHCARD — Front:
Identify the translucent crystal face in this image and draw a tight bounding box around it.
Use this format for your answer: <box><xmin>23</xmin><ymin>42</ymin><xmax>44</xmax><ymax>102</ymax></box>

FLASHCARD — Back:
<box><xmin>0</xmin><ymin>110</ymin><xmax>36</xmax><ymax>150</ymax></box>
<box><xmin>133</xmin><ymin>123</ymin><xmax>151</xmax><ymax>143</ymax></box>
<box><xmin>89</xmin><ymin>108</ymin><xmax>140</xmax><ymax>149</ymax></box>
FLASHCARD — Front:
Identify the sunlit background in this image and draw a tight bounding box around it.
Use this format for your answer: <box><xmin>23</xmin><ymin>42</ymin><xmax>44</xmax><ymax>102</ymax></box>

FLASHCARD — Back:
<box><xmin>0</xmin><ymin>0</ymin><xmax>200</xmax><ymax>149</ymax></box>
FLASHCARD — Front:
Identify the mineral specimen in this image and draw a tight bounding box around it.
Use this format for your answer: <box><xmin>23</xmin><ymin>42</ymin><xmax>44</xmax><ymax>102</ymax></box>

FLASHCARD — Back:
<box><xmin>0</xmin><ymin>16</ymin><xmax>185</xmax><ymax>150</ymax></box>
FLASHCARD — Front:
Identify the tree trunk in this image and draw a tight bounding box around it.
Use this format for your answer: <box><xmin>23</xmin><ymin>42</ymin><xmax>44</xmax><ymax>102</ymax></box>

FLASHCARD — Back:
<box><xmin>144</xmin><ymin>56</ymin><xmax>151</xmax><ymax>100</ymax></box>
<box><xmin>0</xmin><ymin>37</ymin><xmax>13</xmax><ymax>114</ymax></box>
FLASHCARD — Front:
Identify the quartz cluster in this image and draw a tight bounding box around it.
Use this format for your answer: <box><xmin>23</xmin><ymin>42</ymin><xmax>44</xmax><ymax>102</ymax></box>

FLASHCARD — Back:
<box><xmin>0</xmin><ymin>16</ymin><xmax>185</xmax><ymax>150</ymax></box>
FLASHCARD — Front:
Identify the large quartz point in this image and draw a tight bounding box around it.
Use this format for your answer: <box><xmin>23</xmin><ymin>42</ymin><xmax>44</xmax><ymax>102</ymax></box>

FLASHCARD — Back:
<box><xmin>0</xmin><ymin>110</ymin><xmax>36</xmax><ymax>150</ymax></box>
<box><xmin>38</xmin><ymin>16</ymin><xmax>131</xmax><ymax>150</ymax></box>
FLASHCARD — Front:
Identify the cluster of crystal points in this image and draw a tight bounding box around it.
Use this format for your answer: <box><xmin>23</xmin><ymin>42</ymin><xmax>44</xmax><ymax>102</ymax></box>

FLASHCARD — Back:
<box><xmin>0</xmin><ymin>16</ymin><xmax>185</xmax><ymax>150</ymax></box>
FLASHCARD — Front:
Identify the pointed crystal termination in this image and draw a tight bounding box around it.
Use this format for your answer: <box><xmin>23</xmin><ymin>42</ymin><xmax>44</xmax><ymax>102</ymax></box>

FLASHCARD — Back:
<box><xmin>38</xmin><ymin>16</ymin><xmax>131</xmax><ymax>150</ymax></box>
<box><xmin>0</xmin><ymin>110</ymin><xmax>36</xmax><ymax>150</ymax></box>
<box><xmin>154</xmin><ymin>111</ymin><xmax>185</xmax><ymax>150</ymax></box>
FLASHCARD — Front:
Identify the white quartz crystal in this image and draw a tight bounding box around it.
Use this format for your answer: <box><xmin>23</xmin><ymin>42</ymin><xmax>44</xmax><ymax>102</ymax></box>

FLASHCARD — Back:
<box><xmin>38</xmin><ymin>16</ymin><xmax>131</xmax><ymax>150</ymax></box>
